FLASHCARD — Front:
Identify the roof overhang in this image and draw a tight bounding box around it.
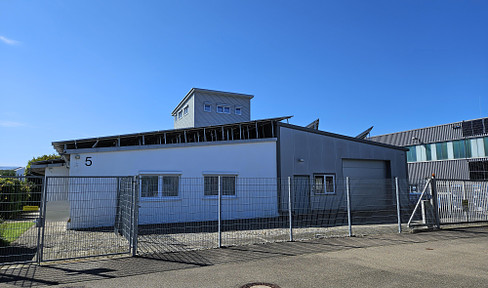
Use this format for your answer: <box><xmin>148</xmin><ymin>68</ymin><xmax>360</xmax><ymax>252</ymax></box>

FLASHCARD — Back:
<box><xmin>52</xmin><ymin>116</ymin><xmax>292</xmax><ymax>154</ymax></box>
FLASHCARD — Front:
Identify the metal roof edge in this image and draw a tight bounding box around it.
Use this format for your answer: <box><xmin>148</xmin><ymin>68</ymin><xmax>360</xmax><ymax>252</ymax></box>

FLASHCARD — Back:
<box><xmin>369</xmin><ymin>116</ymin><xmax>488</xmax><ymax>139</ymax></box>
<box><xmin>278</xmin><ymin>122</ymin><xmax>408</xmax><ymax>151</ymax></box>
<box><xmin>171</xmin><ymin>88</ymin><xmax>254</xmax><ymax>115</ymax></box>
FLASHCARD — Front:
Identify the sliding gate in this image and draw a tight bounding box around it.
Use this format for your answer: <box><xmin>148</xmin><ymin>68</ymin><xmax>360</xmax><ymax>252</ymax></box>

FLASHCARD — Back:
<box><xmin>436</xmin><ymin>179</ymin><xmax>488</xmax><ymax>224</ymax></box>
<box><xmin>409</xmin><ymin>178</ymin><xmax>488</xmax><ymax>227</ymax></box>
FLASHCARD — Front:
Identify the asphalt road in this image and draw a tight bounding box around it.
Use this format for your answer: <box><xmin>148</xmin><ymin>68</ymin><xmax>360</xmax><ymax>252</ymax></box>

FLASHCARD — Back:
<box><xmin>2</xmin><ymin>225</ymin><xmax>487</xmax><ymax>287</ymax></box>
<box><xmin>61</xmin><ymin>226</ymin><xmax>488</xmax><ymax>288</ymax></box>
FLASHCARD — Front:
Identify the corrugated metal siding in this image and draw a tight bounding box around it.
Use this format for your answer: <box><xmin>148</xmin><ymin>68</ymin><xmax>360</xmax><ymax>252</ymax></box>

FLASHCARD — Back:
<box><xmin>193</xmin><ymin>92</ymin><xmax>251</xmax><ymax>127</ymax></box>
<box><xmin>370</xmin><ymin>122</ymin><xmax>465</xmax><ymax>146</ymax></box>
<box><xmin>408</xmin><ymin>160</ymin><xmax>469</xmax><ymax>181</ymax></box>
<box><xmin>173</xmin><ymin>96</ymin><xmax>195</xmax><ymax>129</ymax></box>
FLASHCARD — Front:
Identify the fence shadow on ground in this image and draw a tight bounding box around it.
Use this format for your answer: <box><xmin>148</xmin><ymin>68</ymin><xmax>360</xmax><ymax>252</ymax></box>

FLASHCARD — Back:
<box><xmin>1</xmin><ymin>225</ymin><xmax>487</xmax><ymax>287</ymax></box>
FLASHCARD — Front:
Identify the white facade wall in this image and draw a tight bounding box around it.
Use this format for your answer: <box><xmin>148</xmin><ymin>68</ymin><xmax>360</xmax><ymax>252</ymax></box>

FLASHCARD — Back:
<box><xmin>64</xmin><ymin>140</ymin><xmax>278</xmax><ymax>228</ymax></box>
<box><xmin>45</xmin><ymin>165</ymin><xmax>69</xmax><ymax>202</ymax></box>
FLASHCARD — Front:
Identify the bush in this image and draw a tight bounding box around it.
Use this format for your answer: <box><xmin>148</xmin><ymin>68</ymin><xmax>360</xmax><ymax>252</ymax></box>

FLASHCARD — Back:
<box><xmin>0</xmin><ymin>178</ymin><xmax>33</xmax><ymax>219</ymax></box>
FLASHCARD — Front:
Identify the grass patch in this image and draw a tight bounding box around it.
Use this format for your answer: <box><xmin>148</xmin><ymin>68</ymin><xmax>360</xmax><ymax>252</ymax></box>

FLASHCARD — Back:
<box><xmin>0</xmin><ymin>221</ymin><xmax>34</xmax><ymax>245</ymax></box>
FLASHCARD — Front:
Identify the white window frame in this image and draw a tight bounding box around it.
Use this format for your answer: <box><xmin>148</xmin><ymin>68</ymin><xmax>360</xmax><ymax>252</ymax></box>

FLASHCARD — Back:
<box><xmin>183</xmin><ymin>105</ymin><xmax>189</xmax><ymax>115</ymax></box>
<box><xmin>178</xmin><ymin>110</ymin><xmax>183</xmax><ymax>119</ymax></box>
<box><xmin>203</xmin><ymin>173</ymin><xmax>237</xmax><ymax>197</ymax></box>
<box><xmin>204</xmin><ymin>103</ymin><xmax>212</xmax><ymax>112</ymax></box>
<box><xmin>235</xmin><ymin>106</ymin><xmax>242</xmax><ymax>115</ymax></box>
<box><xmin>217</xmin><ymin>104</ymin><xmax>231</xmax><ymax>114</ymax></box>
<box><xmin>313</xmin><ymin>174</ymin><xmax>336</xmax><ymax>195</ymax></box>
<box><xmin>139</xmin><ymin>172</ymin><xmax>181</xmax><ymax>200</ymax></box>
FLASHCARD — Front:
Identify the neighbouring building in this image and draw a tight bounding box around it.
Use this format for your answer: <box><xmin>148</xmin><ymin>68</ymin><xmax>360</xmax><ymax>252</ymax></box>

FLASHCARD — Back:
<box><xmin>369</xmin><ymin>117</ymin><xmax>488</xmax><ymax>183</ymax></box>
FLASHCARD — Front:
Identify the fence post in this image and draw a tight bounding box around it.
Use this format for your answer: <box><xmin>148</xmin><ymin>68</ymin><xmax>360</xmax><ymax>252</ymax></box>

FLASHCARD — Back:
<box><xmin>346</xmin><ymin>177</ymin><xmax>352</xmax><ymax>237</ymax></box>
<box><xmin>430</xmin><ymin>175</ymin><xmax>440</xmax><ymax>229</ymax></box>
<box><xmin>132</xmin><ymin>176</ymin><xmax>139</xmax><ymax>257</ymax></box>
<box><xmin>461</xmin><ymin>180</ymin><xmax>469</xmax><ymax>223</ymax></box>
<box><xmin>218</xmin><ymin>176</ymin><xmax>222</xmax><ymax>248</ymax></box>
<box><xmin>36</xmin><ymin>176</ymin><xmax>48</xmax><ymax>264</ymax></box>
<box><xmin>288</xmin><ymin>177</ymin><xmax>293</xmax><ymax>242</ymax></box>
<box><xmin>395</xmin><ymin>177</ymin><xmax>402</xmax><ymax>233</ymax></box>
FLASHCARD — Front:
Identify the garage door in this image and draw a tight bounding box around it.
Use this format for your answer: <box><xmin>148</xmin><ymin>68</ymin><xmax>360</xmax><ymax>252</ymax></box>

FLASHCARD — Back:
<box><xmin>342</xmin><ymin>159</ymin><xmax>390</xmax><ymax>211</ymax></box>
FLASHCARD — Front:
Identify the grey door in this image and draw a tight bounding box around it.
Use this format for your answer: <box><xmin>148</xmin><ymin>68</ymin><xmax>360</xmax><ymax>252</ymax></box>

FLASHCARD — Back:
<box><xmin>342</xmin><ymin>159</ymin><xmax>389</xmax><ymax>211</ymax></box>
<box><xmin>293</xmin><ymin>176</ymin><xmax>311</xmax><ymax>214</ymax></box>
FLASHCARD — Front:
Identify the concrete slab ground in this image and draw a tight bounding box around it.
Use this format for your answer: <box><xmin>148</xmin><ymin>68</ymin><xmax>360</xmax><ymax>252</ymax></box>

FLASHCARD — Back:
<box><xmin>1</xmin><ymin>225</ymin><xmax>487</xmax><ymax>287</ymax></box>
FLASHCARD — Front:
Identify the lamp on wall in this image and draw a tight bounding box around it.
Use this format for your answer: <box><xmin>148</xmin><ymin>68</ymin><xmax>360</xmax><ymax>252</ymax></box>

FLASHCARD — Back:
<box><xmin>297</xmin><ymin>158</ymin><xmax>305</xmax><ymax>163</ymax></box>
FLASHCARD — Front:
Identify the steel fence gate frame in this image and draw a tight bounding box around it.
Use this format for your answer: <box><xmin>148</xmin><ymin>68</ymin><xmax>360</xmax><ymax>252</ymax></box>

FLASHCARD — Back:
<box><xmin>408</xmin><ymin>177</ymin><xmax>488</xmax><ymax>228</ymax></box>
<box><xmin>37</xmin><ymin>176</ymin><xmax>136</xmax><ymax>263</ymax></box>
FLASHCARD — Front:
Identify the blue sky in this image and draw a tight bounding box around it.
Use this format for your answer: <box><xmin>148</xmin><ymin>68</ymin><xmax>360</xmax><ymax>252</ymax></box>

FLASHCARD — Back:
<box><xmin>1</xmin><ymin>0</ymin><xmax>487</xmax><ymax>166</ymax></box>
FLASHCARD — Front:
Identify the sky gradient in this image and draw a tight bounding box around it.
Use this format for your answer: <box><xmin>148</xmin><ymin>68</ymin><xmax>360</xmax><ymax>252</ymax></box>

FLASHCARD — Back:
<box><xmin>1</xmin><ymin>0</ymin><xmax>487</xmax><ymax>166</ymax></box>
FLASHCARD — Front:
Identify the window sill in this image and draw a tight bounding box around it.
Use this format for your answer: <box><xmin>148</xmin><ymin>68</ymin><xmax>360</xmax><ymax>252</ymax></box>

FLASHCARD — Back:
<box><xmin>314</xmin><ymin>193</ymin><xmax>336</xmax><ymax>196</ymax></box>
<box><xmin>140</xmin><ymin>197</ymin><xmax>182</xmax><ymax>202</ymax></box>
<box><xmin>202</xmin><ymin>195</ymin><xmax>237</xmax><ymax>200</ymax></box>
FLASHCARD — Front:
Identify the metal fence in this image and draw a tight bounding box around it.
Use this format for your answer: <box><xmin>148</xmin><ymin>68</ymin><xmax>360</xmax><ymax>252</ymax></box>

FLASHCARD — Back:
<box><xmin>2</xmin><ymin>175</ymin><xmax>485</xmax><ymax>265</ymax></box>
<box><xmin>436</xmin><ymin>179</ymin><xmax>488</xmax><ymax>224</ymax></box>
<box><xmin>135</xmin><ymin>176</ymin><xmax>410</xmax><ymax>258</ymax></box>
<box><xmin>0</xmin><ymin>176</ymin><xmax>43</xmax><ymax>264</ymax></box>
<box><xmin>39</xmin><ymin>176</ymin><xmax>135</xmax><ymax>262</ymax></box>
<box><xmin>408</xmin><ymin>178</ymin><xmax>488</xmax><ymax>228</ymax></box>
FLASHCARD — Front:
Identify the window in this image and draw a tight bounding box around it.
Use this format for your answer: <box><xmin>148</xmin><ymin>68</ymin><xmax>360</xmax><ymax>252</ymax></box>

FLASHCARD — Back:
<box><xmin>204</xmin><ymin>103</ymin><xmax>211</xmax><ymax>112</ymax></box>
<box><xmin>425</xmin><ymin>144</ymin><xmax>433</xmax><ymax>161</ymax></box>
<box><xmin>217</xmin><ymin>105</ymin><xmax>230</xmax><ymax>114</ymax></box>
<box><xmin>436</xmin><ymin>142</ymin><xmax>448</xmax><ymax>160</ymax></box>
<box><xmin>235</xmin><ymin>107</ymin><xmax>242</xmax><ymax>115</ymax></box>
<box><xmin>178</xmin><ymin>111</ymin><xmax>183</xmax><ymax>119</ymax></box>
<box><xmin>141</xmin><ymin>175</ymin><xmax>179</xmax><ymax>198</ymax></box>
<box><xmin>141</xmin><ymin>176</ymin><xmax>158</xmax><ymax>198</ymax></box>
<box><xmin>204</xmin><ymin>175</ymin><xmax>236</xmax><ymax>196</ymax></box>
<box><xmin>314</xmin><ymin>174</ymin><xmax>335</xmax><ymax>194</ymax></box>
<box><xmin>406</xmin><ymin>146</ymin><xmax>417</xmax><ymax>162</ymax></box>
<box><xmin>183</xmin><ymin>105</ymin><xmax>189</xmax><ymax>115</ymax></box>
<box><xmin>453</xmin><ymin>140</ymin><xmax>467</xmax><ymax>159</ymax></box>
<box><xmin>469</xmin><ymin>160</ymin><xmax>488</xmax><ymax>180</ymax></box>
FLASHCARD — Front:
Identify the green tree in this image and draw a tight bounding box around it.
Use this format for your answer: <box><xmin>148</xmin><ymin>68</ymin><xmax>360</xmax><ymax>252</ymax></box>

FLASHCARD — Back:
<box><xmin>0</xmin><ymin>170</ymin><xmax>16</xmax><ymax>176</ymax></box>
<box><xmin>25</xmin><ymin>154</ymin><xmax>61</xmax><ymax>175</ymax></box>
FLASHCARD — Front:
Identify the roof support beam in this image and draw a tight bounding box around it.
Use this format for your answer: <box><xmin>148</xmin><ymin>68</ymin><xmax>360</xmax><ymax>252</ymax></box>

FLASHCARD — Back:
<box><xmin>255</xmin><ymin>122</ymin><xmax>259</xmax><ymax>139</ymax></box>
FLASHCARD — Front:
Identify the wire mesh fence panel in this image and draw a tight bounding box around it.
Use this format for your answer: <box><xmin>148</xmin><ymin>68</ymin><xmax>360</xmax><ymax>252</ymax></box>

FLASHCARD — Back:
<box><xmin>40</xmin><ymin>177</ymin><xmax>133</xmax><ymax>262</ymax></box>
<box><xmin>0</xmin><ymin>176</ymin><xmax>43</xmax><ymax>265</ymax></box>
<box><xmin>287</xmin><ymin>177</ymin><xmax>349</xmax><ymax>240</ymax></box>
<box><xmin>136</xmin><ymin>177</ymin><xmax>220</xmax><ymax>257</ymax></box>
<box><xmin>220</xmin><ymin>178</ymin><xmax>289</xmax><ymax>246</ymax></box>
<box><xmin>346</xmin><ymin>178</ymin><xmax>409</xmax><ymax>235</ymax></box>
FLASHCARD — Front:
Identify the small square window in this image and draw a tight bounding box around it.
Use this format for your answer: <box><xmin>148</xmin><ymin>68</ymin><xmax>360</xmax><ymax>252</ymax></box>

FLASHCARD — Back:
<box><xmin>235</xmin><ymin>107</ymin><xmax>242</xmax><ymax>115</ymax></box>
<box><xmin>217</xmin><ymin>105</ymin><xmax>230</xmax><ymax>114</ymax></box>
<box><xmin>204</xmin><ymin>103</ymin><xmax>211</xmax><ymax>112</ymax></box>
<box><xmin>183</xmin><ymin>106</ymin><xmax>189</xmax><ymax>115</ymax></box>
<box><xmin>141</xmin><ymin>176</ymin><xmax>159</xmax><ymax>198</ymax></box>
<box><xmin>141</xmin><ymin>175</ymin><xmax>180</xmax><ymax>198</ymax></box>
<box><xmin>204</xmin><ymin>175</ymin><xmax>236</xmax><ymax>196</ymax></box>
<box><xmin>314</xmin><ymin>174</ymin><xmax>335</xmax><ymax>194</ymax></box>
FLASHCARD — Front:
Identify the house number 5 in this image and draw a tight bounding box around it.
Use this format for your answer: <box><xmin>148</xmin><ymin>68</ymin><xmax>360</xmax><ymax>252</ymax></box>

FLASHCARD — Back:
<box><xmin>85</xmin><ymin>157</ymin><xmax>93</xmax><ymax>166</ymax></box>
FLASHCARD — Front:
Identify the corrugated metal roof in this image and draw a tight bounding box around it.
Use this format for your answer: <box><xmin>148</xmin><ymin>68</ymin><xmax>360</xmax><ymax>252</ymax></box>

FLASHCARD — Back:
<box><xmin>369</xmin><ymin>117</ymin><xmax>488</xmax><ymax>146</ymax></box>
